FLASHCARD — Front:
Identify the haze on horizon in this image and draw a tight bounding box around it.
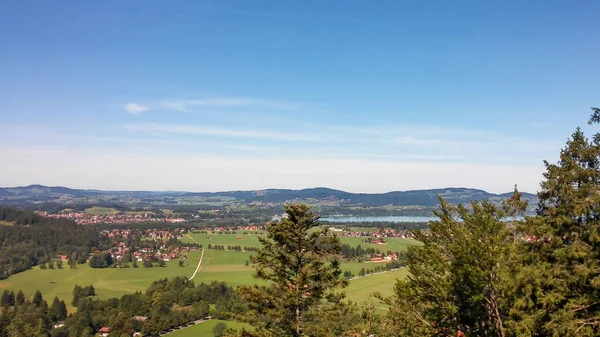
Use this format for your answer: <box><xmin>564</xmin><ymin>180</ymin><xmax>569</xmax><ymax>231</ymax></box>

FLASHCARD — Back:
<box><xmin>1</xmin><ymin>1</ymin><xmax>599</xmax><ymax>194</ymax></box>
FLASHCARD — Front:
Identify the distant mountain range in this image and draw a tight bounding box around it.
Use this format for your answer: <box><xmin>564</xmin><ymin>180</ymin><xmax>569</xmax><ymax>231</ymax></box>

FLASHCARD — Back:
<box><xmin>0</xmin><ymin>184</ymin><xmax>537</xmax><ymax>207</ymax></box>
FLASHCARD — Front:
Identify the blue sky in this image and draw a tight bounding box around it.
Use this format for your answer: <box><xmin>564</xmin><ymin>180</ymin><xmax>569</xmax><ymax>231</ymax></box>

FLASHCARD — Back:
<box><xmin>1</xmin><ymin>1</ymin><xmax>599</xmax><ymax>193</ymax></box>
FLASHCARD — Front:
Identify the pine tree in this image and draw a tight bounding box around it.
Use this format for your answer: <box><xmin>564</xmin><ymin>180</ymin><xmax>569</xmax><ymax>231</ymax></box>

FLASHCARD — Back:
<box><xmin>378</xmin><ymin>197</ymin><xmax>517</xmax><ymax>337</ymax></box>
<box><xmin>231</xmin><ymin>204</ymin><xmax>348</xmax><ymax>337</ymax></box>
<box><xmin>32</xmin><ymin>291</ymin><xmax>43</xmax><ymax>308</ymax></box>
<box><xmin>15</xmin><ymin>291</ymin><xmax>24</xmax><ymax>306</ymax></box>
<box><xmin>509</xmin><ymin>108</ymin><xmax>600</xmax><ymax>336</ymax></box>
<box><xmin>49</xmin><ymin>297</ymin><xmax>63</xmax><ymax>322</ymax></box>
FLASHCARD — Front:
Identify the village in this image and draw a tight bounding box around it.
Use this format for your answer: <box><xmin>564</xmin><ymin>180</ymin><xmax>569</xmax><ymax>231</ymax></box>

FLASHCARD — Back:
<box><xmin>39</xmin><ymin>211</ymin><xmax>187</xmax><ymax>225</ymax></box>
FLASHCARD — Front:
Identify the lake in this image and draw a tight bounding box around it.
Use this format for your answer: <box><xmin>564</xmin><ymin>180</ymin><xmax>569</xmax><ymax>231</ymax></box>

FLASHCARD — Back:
<box><xmin>320</xmin><ymin>216</ymin><xmax>437</xmax><ymax>223</ymax></box>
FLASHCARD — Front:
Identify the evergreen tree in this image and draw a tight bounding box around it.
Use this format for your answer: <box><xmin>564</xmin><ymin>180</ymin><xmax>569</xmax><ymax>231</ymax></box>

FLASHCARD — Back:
<box><xmin>15</xmin><ymin>291</ymin><xmax>24</xmax><ymax>306</ymax></box>
<box><xmin>0</xmin><ymin>291</ymin><xmax>14</xmax><ymax>307</ymax></box>
<box><xmin>231</xmin><ymin>204</ymin><xmax>348</xmax><ymax>337</ymax></box>
<box><xmin>32</xmin><ymin>291</ymin><xmax>43</xmax><ymax>308</ymax></box>
<box><xmin>378</xmin><ymin>197</ymin><xmax>518</xmax><ymax>337</ymax></box>
<box><xmin>509</xmin><ymin>108</ymin><xmax>600</xmax><ymax>336</ymax></box>
<box><xmin>49</xmin><ymin>297</ymin><xmax>67</xmax><ymax>321</ymax></box>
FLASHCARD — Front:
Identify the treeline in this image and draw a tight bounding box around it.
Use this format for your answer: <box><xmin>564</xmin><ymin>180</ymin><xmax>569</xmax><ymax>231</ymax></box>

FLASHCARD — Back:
<box><xmin>0</xmin><ymin>206</ymin><xmax>110</xmax><ymax>280</ymax></box>
<box><xmin>321</xmin><ymin>221</ymin><xmax>429</xmax><ymax>230</ymax></box>
<box><xmin>342</xmin><ymin>259</ymin><xmax>406</xmax><ymax>279</ymax></box>
<box><xmin>339</xmin><ymin>244</ymin><xmax>406</xmax><ymax>262</ymax></box>
<box><xmin>0</xmin><ymin>290</ymin><xmax>68</xmax><ymax>336</ymax></box>
<box><xmin>0</xmin><ymin>278</ymin><xmax>241</xmax><ymax>337</ymax></box>
<box><xmin>206</xmin><ymin>244</ymin><xmax>259</xmax><ymax>253</ymax></box>
<box><xmin>319</xmin><ymin>206</ymin><xmax>434</xmax><ymax>217</ymax></box>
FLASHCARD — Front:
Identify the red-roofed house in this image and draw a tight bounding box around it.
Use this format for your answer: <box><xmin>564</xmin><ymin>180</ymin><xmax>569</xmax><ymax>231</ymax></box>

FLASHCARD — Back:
<box><xmin>97</xmin><ymin>327</ymin><xmax>110</xmax><ymax>337</ymax></box>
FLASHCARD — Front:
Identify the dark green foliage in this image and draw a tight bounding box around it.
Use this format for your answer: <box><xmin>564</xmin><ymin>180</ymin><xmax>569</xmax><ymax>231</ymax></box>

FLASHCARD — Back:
<box><xmin>15</xmin><ymin>290</ymin><xmax>25</xmax><ymax>306</ymax></box>
<box><xmin>378</xmin><ymin>197</ymin><xmax>517</xmax><ymax>337</ymax></box>
<box><xmin>71</xmin><ymin>285</ymin><xmax>96</xmax><ymax>307</ymax></box>
<box><xmin>233</xmin><ymin>204</ymin><xmax>352</xmax><ymax>337</ymax></box>
<box><xmin>0</xmin><ymin>278</ymin><xmax>240</xmax><ymax>336</ymax></box>
<box><xmin>0</xmin><ymin>206</ymin><xmax>110</xmax><ymax>279</ymax></box>
<box><xmin>214</xmin><ymin>322</ymin><xmax>228</xmax><ymax>337</ymax></box>
<box><xmin>88</xmin><ymin>252</ymin><xmax>113</xmax><ymax>268</ymax></box>
<box><xmin>32</xmin><ymin>291</ymin><xmax>43</xmax><ymax>308</ymax></box>
<box><xmin>0</xmin><ymin>290</ymin><xmax>15</xmax><ymax>307</ymax></box>
<box><xmin>508</xmin><ymin>108</ymin><xmax>600</xmax><ymax>336</ymax></box>
<box><xmin>48</xmin><ymin>297</ymin><xmax>67</xmax><ymax>322</ymax></box>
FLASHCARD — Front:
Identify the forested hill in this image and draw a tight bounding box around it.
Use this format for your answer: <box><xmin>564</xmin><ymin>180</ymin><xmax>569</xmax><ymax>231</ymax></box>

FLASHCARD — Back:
<box><xmin>0</xmin><ymin>206</ymin><xmax>109</xmax><ymax>280</ymax></box>
<box><xmin>0</xmin><ymin>185</ymin><xmax>537</xmax><ymax>207</ymax></box>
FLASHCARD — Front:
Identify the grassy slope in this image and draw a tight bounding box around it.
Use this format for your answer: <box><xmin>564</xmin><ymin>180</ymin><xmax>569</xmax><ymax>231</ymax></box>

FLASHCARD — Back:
<box><xmin>0</xmin><ymin>251</ymin><xmax>202</xmax><ymax>311</ymax></box>
<box><xmin>184</xmin><ymin>233</ymin><xmax>419</xmax><ymax>253</ymax></box>
<box><xmin>84</xmin><ymin>206</ymin><xmax>120</xmax><ymax>215</ymax></box>
<box><xmin>168</xmin><ymin>319</ymin><xmax>248</xmax><ymax>337</ymax></box>
<box><xmin>0</xmin><ymin>232</ymin><xmax>414</xmax><ymax>314</ymax></box>
<box><xmin>344</xmin><ymin>268</ymin><xmax>408</xmax><ymax>307</ymax></box>
<box><xmin>338</xmin><ymin>236</ymin><xmax>419</xmax><ymax>252</ymax></box>
<box><xmin>183</xmin><ymin>232</ymin><xmax>265</xmax><ymax>248</ymax></box>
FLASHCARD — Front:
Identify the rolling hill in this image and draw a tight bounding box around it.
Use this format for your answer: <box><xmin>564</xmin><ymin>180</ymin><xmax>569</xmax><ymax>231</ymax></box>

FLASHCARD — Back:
<box><xmin>0</xmin><ymin>185</ymin><xmax>537</xmax><ymax>207</ymax></box>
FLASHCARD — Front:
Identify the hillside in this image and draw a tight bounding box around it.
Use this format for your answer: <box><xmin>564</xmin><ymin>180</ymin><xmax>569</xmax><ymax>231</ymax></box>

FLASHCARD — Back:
<box><xmin>0</xmin><ymin>184</ymin><xmax>537</xmax><ymax>207</ymax></box>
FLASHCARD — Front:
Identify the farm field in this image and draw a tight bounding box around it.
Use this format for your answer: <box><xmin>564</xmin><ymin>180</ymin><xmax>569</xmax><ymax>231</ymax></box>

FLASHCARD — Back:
<box><xmin>338</xmin><ymin>236</ymin><xmax>420</xmax><ymax>252</ymax></box>
<box><xmin>183</xmin><ymin>232</ymin><xmax>420</xmax><ymax>254</ymax></box>
<box><xmin>0</xmin><ymin>233</ymin><xmax>414</xmax><ymax>315</ymax></box>
<box><xmin>344</xmin><ymin>268</ymin><xmax>409</xmax><ymax>309</ymax></box>
<box><xmin>0</xmin><ymin>250</ymin><xmax>408</xmax><ymax>313</ymax></box>
<box><xmin>84</xmin><ymin>206</ymin><xmax>120</xmax><ymax>215</ymax></box>
<box><xmin>183</xmin><ymin>232</ymin><xmax>265</xmax><ymax>248</ymax></box>
<box><xmin>0</xmin><ymin>251</ymin><xmax>202</xmax><ymax>311</ymax></box>
<box><xmin>168</xmin><ymin>320</ymin><xmax>248</xmax><ymax>337</ymax></box>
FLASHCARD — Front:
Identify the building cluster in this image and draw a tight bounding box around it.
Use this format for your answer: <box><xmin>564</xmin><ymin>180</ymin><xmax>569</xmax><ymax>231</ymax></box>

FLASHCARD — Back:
<box><xmin>97</xmin><ymin>228</ymin><xmax>199</xmax><ymax>263</ymax></box>
<box><xmin>369</xmin><ymin>252</ymin><xmax>399</xmax><ymax>262</ymax></box>
<box><xmin>337</xmin><ymin>228</ymin><xmax>415</xmax><ymax>239</ymax></box>
<box><xmin>209</xmin><ymin>224</ymin><xmax>263</xmax><ymax>232</ymax></box>
<box><xmin>38</xmin><ymin>211</ymin><xmax>186</xmax><ymax>225</ymax></box>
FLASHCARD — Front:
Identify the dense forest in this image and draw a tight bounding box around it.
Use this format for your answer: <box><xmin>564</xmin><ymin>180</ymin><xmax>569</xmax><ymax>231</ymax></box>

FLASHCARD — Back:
<box><xmin>0</xmin><ymin>207</ymin><xmax>110</xmax><ymax>280</ymax></box>
<box><xmin>0</xmin><ymin>278</ymin><xmax>240</xmax><ymax>337</ymax></box>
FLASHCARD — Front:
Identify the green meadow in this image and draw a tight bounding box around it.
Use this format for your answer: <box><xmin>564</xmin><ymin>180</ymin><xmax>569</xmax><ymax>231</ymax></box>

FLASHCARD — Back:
<box><xmin>0</xmin><ymin>232</ymin><xmax>414</xmax><ymax>321</ymax></box>
<box><xmin>183</xmin><ymin>232</ymin><xmax>265</xmax><ymax>248</ymax></box>
<box><xmin>168</xmin><ymin>319</ymin><xmax>249</xmax><ymax>337</ymax></box>
<box><xmin>84</xmin><ymin>206</ymin><xmax>121</xmax><ymax>215</ymax></box>
<box><xmin>0</xmin><ymin>252</ymin><xmax>201</xmax><ymax>311</ymax></box>
<box><xmin>344</xmin><ymin>268</ymin><xmax>409</xmax><ymax>310</ymax></box>
<box><xmin>338</xmin><ymin>236</ymin><xmax>419</xmax><ymax>252</ymax></box>
<box><xmin>183</xmin><ymin>232</ymin><xmax>420</xmax><ymax>253</ymax></box>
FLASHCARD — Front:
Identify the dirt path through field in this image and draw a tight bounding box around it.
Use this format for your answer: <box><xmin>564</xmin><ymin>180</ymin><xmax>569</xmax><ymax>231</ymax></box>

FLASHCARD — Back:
<box><xmin>189</xmin><ymin>249</ymin><xmax>205</xmax><ymax>280</ymax></box>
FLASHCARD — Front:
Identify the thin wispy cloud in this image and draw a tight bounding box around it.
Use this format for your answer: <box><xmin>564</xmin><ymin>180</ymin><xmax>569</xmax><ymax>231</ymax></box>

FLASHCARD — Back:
<box><xmin>123</xmin><ymin>97</ymin><xmax>298</xmax><ymax>113</ymax></box>
<box><xmin>124</xmin><ymin>123</ymin><xmax>317</xmax><ymax>142</ymax></box>
<box><xmin>124</xmin><ymin>103</ymin><xmax>149</xmax><ymax>114</ymax></box>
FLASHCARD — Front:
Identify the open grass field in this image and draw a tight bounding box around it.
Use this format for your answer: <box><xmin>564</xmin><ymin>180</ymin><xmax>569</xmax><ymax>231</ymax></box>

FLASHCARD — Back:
<box><xmin>184</xmin><ymin>233</ymin><xmax>420</xmax><ymax>254</ymax></box>
<box><xmin>0</xmin><ymin>250</ymin><xmax>260</xmax><ymax>311</ymax></box>
<box><xmin>84</xmin><ymin>206</ymin><xmax>121</xmax><ymax>215</ymax></box>
<box><xmin>191</xmin><ymin>250</ymin><xmax>261</xmax><ymax>287</ymax></box>
<box><xmin>344</xmin><ymin>268</ymin><xmax>409</xmax><ymax>310</ymax></box>
<box><xmin>0</xmin><ymin>232</ymin><xmax>412</xmax><ymax>316</ymax></box>
<box><xmin>168</xmin><ymin>319</ymin><xmax>248</xmax><ymax>337</ymax></box>
<box><xmin>0</xmin><ymin>251</ymin><xmax>203</xmax><ymax>311</ymax></box>
<box><xmin>183</xmin><ymin>232</ymin><xmax>265</xmax><ymax>249</ymax></box>
<box><xmin>339</xmin><ymin>236</ymin><xmax>419</xmax><ymax>252</ymax></box>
